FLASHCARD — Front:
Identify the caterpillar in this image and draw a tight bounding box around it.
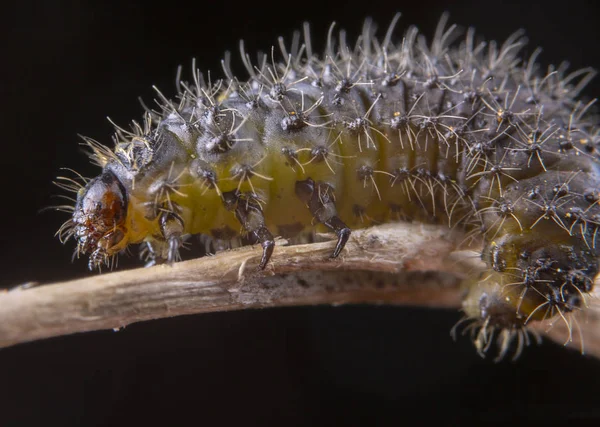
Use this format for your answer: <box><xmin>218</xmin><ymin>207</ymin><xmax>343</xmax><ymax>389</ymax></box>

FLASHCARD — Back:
<box><xmin>54</xmin><ymin>13</ymin><xmax>600</xmax><ymax>360</ymax></box>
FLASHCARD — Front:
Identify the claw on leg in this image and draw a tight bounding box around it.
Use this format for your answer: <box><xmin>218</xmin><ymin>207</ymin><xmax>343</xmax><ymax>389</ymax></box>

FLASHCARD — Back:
<box><xmin>323</xmin><ymin>216</ymin><xmax>351</xmax><ymax>258</ymax></box>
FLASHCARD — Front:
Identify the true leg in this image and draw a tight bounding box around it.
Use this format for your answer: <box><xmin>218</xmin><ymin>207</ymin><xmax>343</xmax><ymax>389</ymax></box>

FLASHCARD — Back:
<box><xmin>223</xmin><ymin>191</ymin><xmax>275</xmax><ymax>269</ymax></box>
<box><xmin>295</xmin><ymin>178</ymin><xmax>351</xmax><ymax>258</ymax></box>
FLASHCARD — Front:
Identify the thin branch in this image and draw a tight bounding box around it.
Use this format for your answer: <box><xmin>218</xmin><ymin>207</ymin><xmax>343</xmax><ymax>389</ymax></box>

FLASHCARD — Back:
<box><xmin>0</xmin><ymin>222</ymin><xmax>598</xmax><ymax>359</ymax></box>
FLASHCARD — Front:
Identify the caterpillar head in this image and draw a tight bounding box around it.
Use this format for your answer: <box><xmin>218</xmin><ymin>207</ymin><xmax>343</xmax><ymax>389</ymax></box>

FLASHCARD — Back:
<box><xmin>70</xmin><ymin>170</ymin><xmax>129</xmax><ymax>269</ymax></box>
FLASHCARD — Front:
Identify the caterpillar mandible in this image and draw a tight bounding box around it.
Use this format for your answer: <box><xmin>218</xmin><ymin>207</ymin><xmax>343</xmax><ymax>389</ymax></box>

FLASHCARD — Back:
<box><xmin>55</xmin><ymin>12</ymin><xmax>600</xmax><ymax>360</ymax></box>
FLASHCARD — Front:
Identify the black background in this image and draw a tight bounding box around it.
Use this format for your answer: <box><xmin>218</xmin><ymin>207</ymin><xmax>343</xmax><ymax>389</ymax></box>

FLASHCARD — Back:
<box><xmin>2</xmin><ymin>0</ymin><xmax>600</xmax><ymax>425</ymax></box>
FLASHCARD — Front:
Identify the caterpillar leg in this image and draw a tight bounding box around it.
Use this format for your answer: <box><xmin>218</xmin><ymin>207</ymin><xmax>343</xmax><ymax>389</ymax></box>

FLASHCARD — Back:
<box><xmin>139</xmin><ymin>204</ymin><xmax>185</xmax><ymax>266</ymax></box>
<box><xmin>295</xmin><ymin>178</ymin><xmax>351</xmax><ymax>258</ymax></box>
<box><xmin>223</xmin><ymin>191</ymin><xmax>275</xmax><ymax>270</ymax></box>
<box><xmin>159</xmin><ymin>207</ymin><xmax>185</xmax><ymax>264</ymax></box>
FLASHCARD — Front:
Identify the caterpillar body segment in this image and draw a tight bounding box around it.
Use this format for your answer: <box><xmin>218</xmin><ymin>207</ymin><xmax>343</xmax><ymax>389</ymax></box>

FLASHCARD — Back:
<box><xmin>57</xmin><ymin>13</ymin><xmax>600</xmax><ymax>359</ymax></box>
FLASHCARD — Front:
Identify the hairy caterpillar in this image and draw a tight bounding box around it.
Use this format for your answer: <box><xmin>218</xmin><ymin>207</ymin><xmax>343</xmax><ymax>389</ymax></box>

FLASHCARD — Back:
<box><xmin>54</xmin><ymin>13</ymin><xmax>600</xmax><ymax>360</ymax></box>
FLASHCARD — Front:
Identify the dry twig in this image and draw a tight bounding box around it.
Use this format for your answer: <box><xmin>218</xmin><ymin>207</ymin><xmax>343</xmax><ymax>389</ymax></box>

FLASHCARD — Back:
<box><xmin>1</xmin><ymin>222</ymin><xmax>598</xmax><ymax>358</ymax></box>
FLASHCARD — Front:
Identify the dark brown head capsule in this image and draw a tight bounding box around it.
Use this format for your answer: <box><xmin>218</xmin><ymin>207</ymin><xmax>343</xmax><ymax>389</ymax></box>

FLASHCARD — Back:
<box><xmin>72</xmin><ymin>170</ymin><xmax>129</xmax><ymax>269</ymax></box>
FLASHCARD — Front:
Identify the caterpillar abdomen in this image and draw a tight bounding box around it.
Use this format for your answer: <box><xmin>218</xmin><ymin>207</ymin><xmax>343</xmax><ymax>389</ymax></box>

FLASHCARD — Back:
<box><xmin>56</xmin><ymin>13</ymin><xmax>600</xmax><ymax>360</ymax></box>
